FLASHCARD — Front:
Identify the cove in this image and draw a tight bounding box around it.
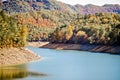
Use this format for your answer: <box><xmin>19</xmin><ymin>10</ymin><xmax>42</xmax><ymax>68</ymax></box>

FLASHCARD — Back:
<box><xmin>0</xmin><ymin>46</ymin><xmax>120</xmax><ymax>80</ymax></box>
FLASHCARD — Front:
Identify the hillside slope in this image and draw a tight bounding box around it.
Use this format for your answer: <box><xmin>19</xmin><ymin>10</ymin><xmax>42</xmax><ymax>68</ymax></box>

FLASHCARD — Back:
<box><xmin>2</xmin><ymin>0</ymin><xmax>120</xmax><ymax>14</ymax></box>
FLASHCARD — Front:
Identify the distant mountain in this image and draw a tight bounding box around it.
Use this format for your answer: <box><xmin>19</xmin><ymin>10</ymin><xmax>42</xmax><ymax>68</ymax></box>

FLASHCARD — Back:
<box><xmin>74</xmin><ymin>4</ymin><xmax>108</xmax><ymax>14</ymax></box>
<box><xmin>2</xmin><ymin>0</ymin><xmax>120</xmax><ymax>14</ymax></box>
<box><xmin>2</xmin><ymin>0</ymin><xmax>33</xmax><ymax>13</ymax></box>
<box><xmin>103</xmin><ymin>4</ymin><xmax>120</xmax><ymax>14</ymax></box>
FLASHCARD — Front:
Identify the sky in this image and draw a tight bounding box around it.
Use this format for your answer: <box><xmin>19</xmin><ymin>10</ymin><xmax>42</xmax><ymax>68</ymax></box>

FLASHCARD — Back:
<box><xmin>57</xmin><ymin>0</ymin><xmax>120</xmax><ymax>6</ymax></box>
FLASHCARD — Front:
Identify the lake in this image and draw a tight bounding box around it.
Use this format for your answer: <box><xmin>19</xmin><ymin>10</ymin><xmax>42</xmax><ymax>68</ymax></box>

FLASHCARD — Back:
<box><xmin>0</xmin><ymin>46</ymin><xmax>120</xmax><ymax>80</ymax></box>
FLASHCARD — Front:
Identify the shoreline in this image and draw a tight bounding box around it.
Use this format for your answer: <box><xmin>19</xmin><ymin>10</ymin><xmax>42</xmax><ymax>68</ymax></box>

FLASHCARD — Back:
<box><xmin>0</xmin><ymin>47</ymin><xmax>40</xmax><ymax>66</ymax></box>
<box><xmin>28</xmin><ymin>42</ymin><xmax>120</xmax><ymax>54</ymax></box>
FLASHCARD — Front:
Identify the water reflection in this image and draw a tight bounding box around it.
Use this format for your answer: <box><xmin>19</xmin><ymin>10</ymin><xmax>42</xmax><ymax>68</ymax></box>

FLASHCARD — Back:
<box><xmin>0</xmin><ymin>65</ymin><xmax>47</xmax><ymax>80</ymax></box>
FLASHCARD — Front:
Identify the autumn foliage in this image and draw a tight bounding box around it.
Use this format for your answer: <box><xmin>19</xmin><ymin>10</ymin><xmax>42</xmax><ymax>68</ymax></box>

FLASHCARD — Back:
<box><xmin>49</xmin><ymin>13</ymin><xmax>120</xmax><ymax>45</ymax></box>
<box><xmin>0</xmin><ymin>11</ymin><xmax>27</xmax><ymax>48</ymax></box>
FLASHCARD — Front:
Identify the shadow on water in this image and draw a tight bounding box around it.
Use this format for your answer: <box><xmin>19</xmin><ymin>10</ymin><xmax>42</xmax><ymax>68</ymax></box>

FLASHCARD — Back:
<box><xmin>0</xmin><ymin>65</ymin><xmax>47</xmax><ymax>80</ymax></box>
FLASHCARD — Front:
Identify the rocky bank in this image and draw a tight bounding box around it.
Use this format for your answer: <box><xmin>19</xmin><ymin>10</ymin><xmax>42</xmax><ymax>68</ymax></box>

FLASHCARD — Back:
<box><xmin>0</xmin><ymin>48</ymin><xmax>40</xmax><ymax>66</ymax></box>
<box><xmin>26</xmin><ymin>41</ymin><xmax>120</xmax><ymax>54</ymax></box>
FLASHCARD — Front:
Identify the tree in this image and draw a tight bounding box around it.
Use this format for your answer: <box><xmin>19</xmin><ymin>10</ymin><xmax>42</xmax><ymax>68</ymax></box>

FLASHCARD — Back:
<box><xmin>109</xmin><ymin>24</ymin><xmax>120</xmax><ymax>45</ymax></box>
<box><xmin>65</xmin><ymin>25</ymin><xmax>73</xmax><ymax>41</ymax></box>
<box><xmin>0</xmin><ymin>11</ymin><xmax>28</xmax><ymax>48</ymax></box>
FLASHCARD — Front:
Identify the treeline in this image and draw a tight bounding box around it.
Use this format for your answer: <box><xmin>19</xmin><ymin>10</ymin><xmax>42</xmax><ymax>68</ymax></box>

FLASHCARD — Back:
<box><xmin>49</xmin><ymin>13</ymin><xmax>120</xmax><ymax>45</ymax></box>
<box><xmin>0</xmin><ymin>9</ymin><xmax>74</xmax><ymax>48</ymax></box>
<box><xmin>1</xmin><ymin>9</ymin><xmax>120</xmax><ymax>47</ymax></box>
<box><xmin>17</xmin><ymin>11</ymin><xmax>120</xmax><ymax>46</ymax></box>
<box><xmin>0</xmin><ymin>11</ymin><xmax>27</xmax><ymax>48</ymax></box>
<box><xmin>13</xmin><ymin>10</ymin><xmax>75</xmax><ymax>42</ymax></box>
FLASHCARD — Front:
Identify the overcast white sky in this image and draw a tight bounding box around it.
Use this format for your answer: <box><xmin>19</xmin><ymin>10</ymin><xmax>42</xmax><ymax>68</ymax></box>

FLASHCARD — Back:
<box><xmin>57</xmin><ymin>0</ymin><xmax>120</xmax><ymax>6</ymax></box>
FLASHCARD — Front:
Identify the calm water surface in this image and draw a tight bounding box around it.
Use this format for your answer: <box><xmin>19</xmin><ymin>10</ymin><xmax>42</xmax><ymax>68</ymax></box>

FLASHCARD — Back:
<box><xmin>1</xmin><ymin>46</ymin><xmax>120</xmax><ymax>80</ymax></box>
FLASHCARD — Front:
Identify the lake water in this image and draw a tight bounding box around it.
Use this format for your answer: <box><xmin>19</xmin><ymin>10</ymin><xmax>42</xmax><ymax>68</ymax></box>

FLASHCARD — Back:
<box><xmin>0</xmin><ymin>46</ymin><xmax>120</xmax><ymax>80</ymax></box>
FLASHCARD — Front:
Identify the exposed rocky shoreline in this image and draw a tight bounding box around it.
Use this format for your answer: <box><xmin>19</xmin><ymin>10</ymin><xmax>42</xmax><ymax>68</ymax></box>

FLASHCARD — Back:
<box><xmin>41</xmin><ymin>43</ymin><xmax>120</xmax><ymax>54</ymax></box>
<box><xmin>0</xmin><ymin>48</ymin><xmax>40</xmax><ymax>66</ymax></box>
<box><xmin>1</xmin><ymin>42</ymin><xmax>119</xmax><ymax>66</ymax></box>
<box><xmin>28</xmin><ymin>42</ymin><xmax>120</xmax><ymax>54</ymax></box>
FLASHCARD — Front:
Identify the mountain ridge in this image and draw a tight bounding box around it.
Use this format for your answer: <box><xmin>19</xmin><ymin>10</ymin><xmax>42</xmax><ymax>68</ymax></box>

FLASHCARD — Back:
<box><xmin>2</xmin><ymin>0</ymin><xmax>120</xmax><ymax>14</ymax></box>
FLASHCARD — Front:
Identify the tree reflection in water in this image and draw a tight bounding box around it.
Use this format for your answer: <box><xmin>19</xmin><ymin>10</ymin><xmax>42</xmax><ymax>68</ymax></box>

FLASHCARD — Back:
<box><xmin>0</xmin><ymin>65</ymin><xmax>47</xmax><ymax>80</ymax></box>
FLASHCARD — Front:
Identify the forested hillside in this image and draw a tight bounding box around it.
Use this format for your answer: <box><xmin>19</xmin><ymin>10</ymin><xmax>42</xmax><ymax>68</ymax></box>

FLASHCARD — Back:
<box><xmin>0</xmin><ymin>11</ymin><xmax>27</xmax><ymax>48</ymax></box>
<box><xmin>2</xmin><ymin>0</ymin><xmax>120</xmax><ymax>14</ymax></box>
<box><xmin>12</xmin><ymin>10</ymin><xmax>75</xmax><ymax>42</ymax></box>
<box><xmin>50</xmin><ymin>13</ymin><xmax>120</xmax><ymax>45</ymax></box>
<box><xmin>1</xmin><ymin>0</ymin><xmax>120</xmax><ymax>46</ymax></box>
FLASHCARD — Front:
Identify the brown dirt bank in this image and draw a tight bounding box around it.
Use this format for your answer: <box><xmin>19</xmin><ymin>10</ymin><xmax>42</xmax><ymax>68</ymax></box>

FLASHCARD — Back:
<box><xmin>0</xmin><ymin>48</ymin><xmax>40</xmax><ymax>66</ymax></box>
<box><xmin>38</xmin><ymin>43</ymin><xmax>120</xmax><ymax>54</ymax></box>
<box><xmin>27</xmin><ymin>42</ymin><xmax>50</xmax><ymax>47</ymax></box>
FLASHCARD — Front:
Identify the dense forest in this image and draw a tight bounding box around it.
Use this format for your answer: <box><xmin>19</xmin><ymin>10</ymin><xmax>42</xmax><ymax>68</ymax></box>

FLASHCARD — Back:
<box><xmin>12</xmin><ymin>11</ymin><xmax>120</xmax><ymax>46</ymax></box>
<box><xmin>50</xmin><ymin>13</ymin><xmax>120</xmax><ymax>45</ymax></box>
<box><xmin>14</xmin><ymin>9</ymin><xmax>120</xmax><ymax>46</ymax></box>
<box><xmin>0</xmin><ymin>10</ymin><xmax>27</xmax><ymax>48</ymax></box>
<box><xmin>0</xmin><ymin>10</ymin><xmax>120</xmax><ymax>47</ymax></box>
<box><xmin>0</xmin><ymin>0</ymin><xmax>120</xmax><ymax>48</ymax></box>
<box><xmin>8</xmin><ymin>10</ymin><xmax>75</xmax><ymax>42</ymax></box>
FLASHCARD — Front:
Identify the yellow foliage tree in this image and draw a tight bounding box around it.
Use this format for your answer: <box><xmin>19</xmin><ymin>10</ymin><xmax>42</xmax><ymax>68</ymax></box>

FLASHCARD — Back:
<box><xmin>65</xmin><ymin>25</ymin><xmax>73</xmax><ymax>41</ymax></box>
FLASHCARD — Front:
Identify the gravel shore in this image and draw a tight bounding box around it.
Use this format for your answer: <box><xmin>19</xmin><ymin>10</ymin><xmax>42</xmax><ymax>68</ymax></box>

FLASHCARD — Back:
<box><xmin>41</xmin><ymin>43</ymin><xmax>120</xmax><ymax>54</ymax></box>
<box><xmin>0</xmin><ymin>48</ymin><xmax>40</xmax><ymax>66</ymax></box>
<box><xmin>27</xmin><ymin>42</ymin><xmax>120</xmax><ymax>54</ymax></box>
